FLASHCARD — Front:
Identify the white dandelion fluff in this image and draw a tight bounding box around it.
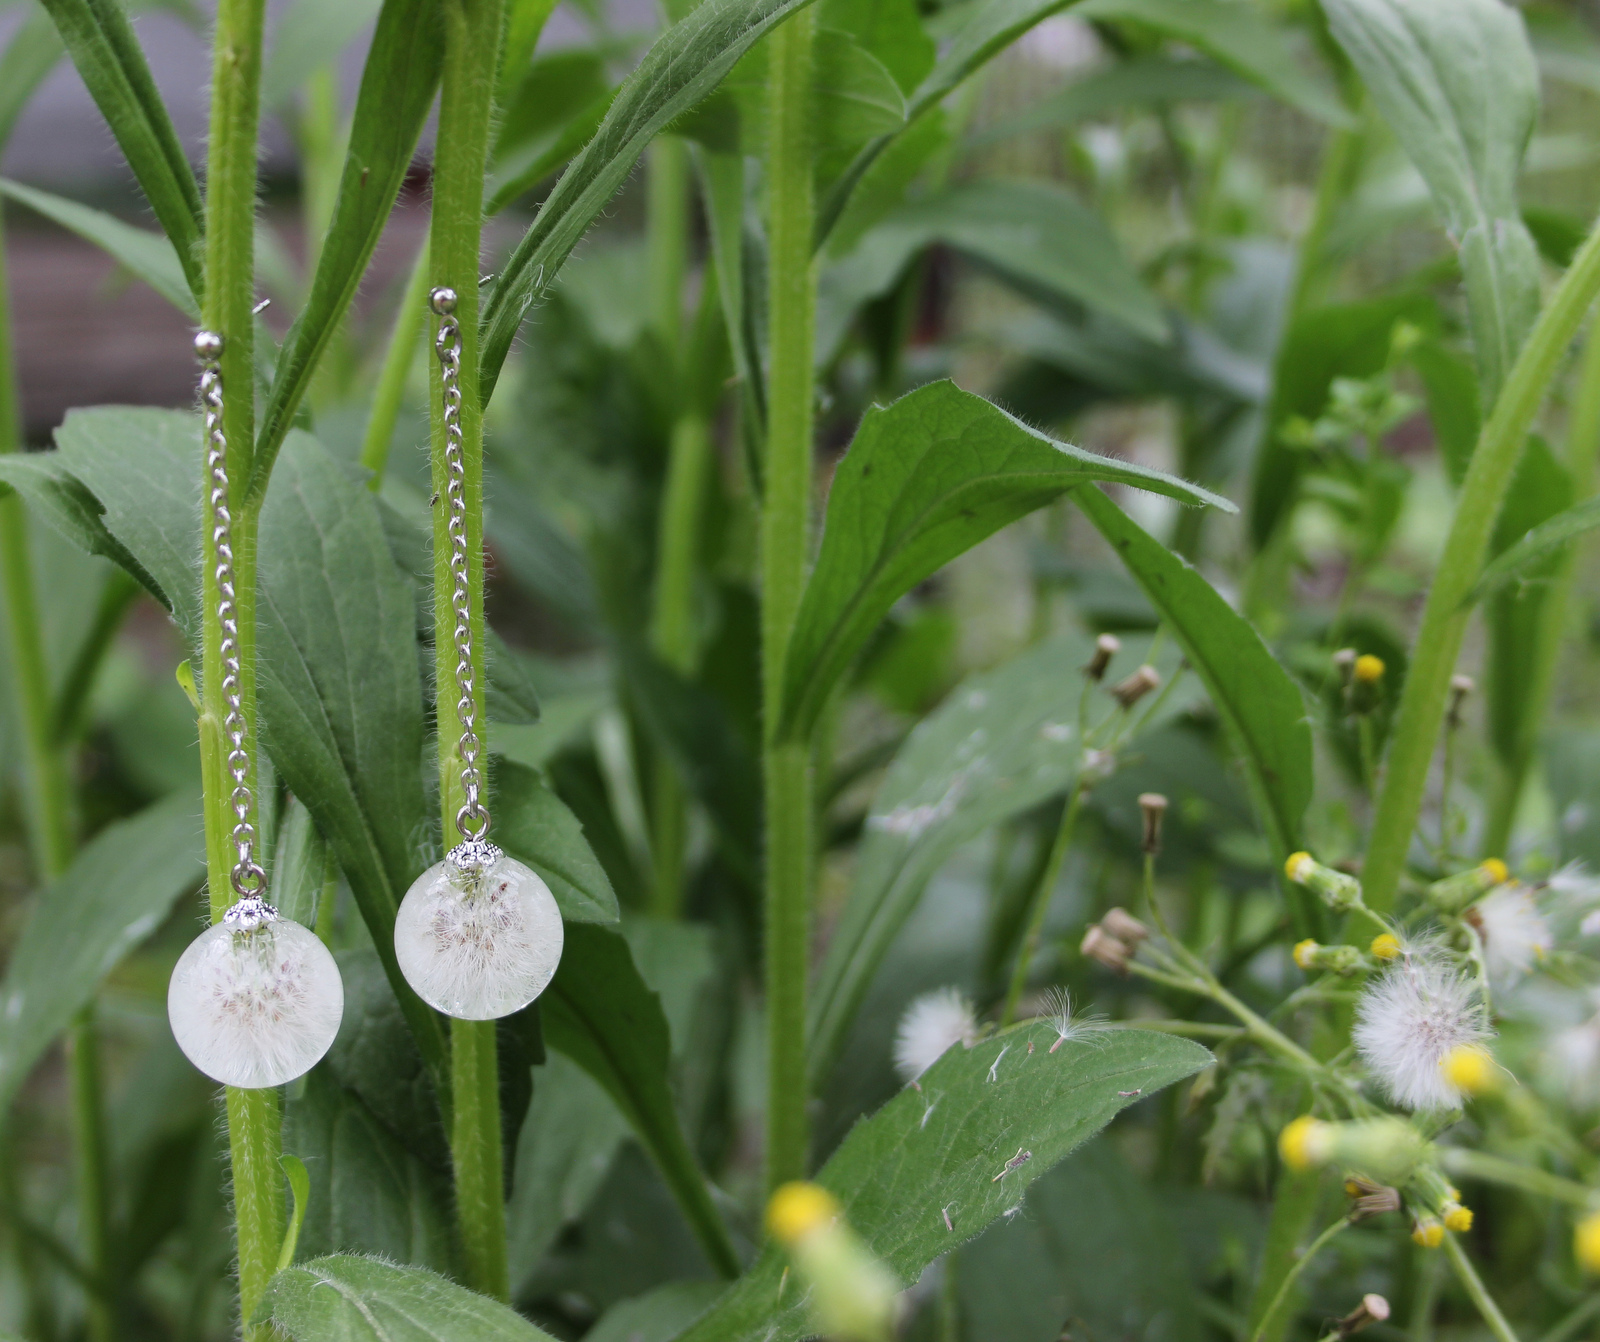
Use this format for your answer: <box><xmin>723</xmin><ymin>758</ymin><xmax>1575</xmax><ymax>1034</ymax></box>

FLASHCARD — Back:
<box><xmin>168</xmin><ymin>917</ymin><xmax>343</xmax><ymax>1088</ymax></box>
<box><xmin>1474</xmin><ymin>885</ymin><xmax>1551</xmax><ymax>986</ymax></box>
<box><xmin>1040</xmin><ymin>986</ymin><xmax>1107</xmax><ymax>1053</ymax></box>
<box><xmin>893</xmin><ymin>988</ymin><xmax>977</xmax><ymax>1082</ymax></box>
<box><xmin>395</xmin><ymin>846</ymin><xmax>564</xmax><ymax>1020</ymax></box>
<box><xmin>1353</xmin><ymin>956</ymin><xmax>1491</xmax><ymax>1111</ymax></box>
<box><xmin>1548</xmin><ymin>990</ymin><xmax>1600</xmax><ymax>1108</ymax></box>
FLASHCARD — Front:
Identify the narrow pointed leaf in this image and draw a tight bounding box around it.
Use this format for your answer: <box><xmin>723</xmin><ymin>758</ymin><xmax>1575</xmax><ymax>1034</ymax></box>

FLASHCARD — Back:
<box><xmin>37</xmin><ymin>0</ymin><xmax>203</xmax><ymax>296</ymax></box>
<box><xmin>779</xmin><ymin>380</ymin><xmax>1230</xmax><ymax>741</ymax></box>
<box><xmin>1074</xmin><ymin>485</ymin><xmax>1312</xmax><ymax>859</ymax></box>
<box><xmin>260</xmin><ymin>1255</ymin><xmax>558</xmax><ymax>1340</ymax></box>
<box><xmin>0</xmin><ymin>178</ymin><xmax>196</xmax><ymax>318</ymax></box>
<box><xmin>0</xmin><ymin>8</ymin><xmax>64</xmax><ymax>152</ymax></box>
<box><xmin>1469</xmin><ymin>494</ymin><xmax>1600</xmax><ymax>602</ymax></box>
<box><xmin>0</xmin><ymin>790</ymin><xmax>203</xmax><ymax>1115</ymax></box>
<box><xmin>252</xmin><ymin>0</ymin><xmax>445</xmax><ymax>490</ymax></box>
<box><xmin>678</xmin><ymin>1025</ymin><xmax>1212</xmax><ymax>1342</ymax></box>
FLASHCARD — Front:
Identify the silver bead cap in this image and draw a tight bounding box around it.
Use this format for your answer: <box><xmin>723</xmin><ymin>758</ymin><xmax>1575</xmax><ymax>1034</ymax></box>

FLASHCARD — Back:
<box><xmin>194</xmin><ymin>329</ymin><xmax>225</xmax><ymax>362</ymax></box>
<box><xmin>223</xmin><ymin>896</ymin><xmax>279</xmax><ymax>932</ymax></box>
<box><xmin>429</xmin><ymin>286</ymin><xmax>458</xmax><ymax>316</ymax></box>
<box><xmin>447</xmin><ymin>839</ymin><xmax>503</xmax><ymax>873</ymax></box>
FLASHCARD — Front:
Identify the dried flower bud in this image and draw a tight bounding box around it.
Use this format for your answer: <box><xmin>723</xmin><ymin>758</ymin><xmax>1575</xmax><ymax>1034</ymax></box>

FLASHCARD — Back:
<box><xmin>1447</xmin><ymin>674</ymin><xmax>1474</xmax><ymax>730</ymax></box>
<box><xmin>1110</xmin><ymin>664</ymin><xmax>1161</xmax><ymax>710</ymax></box>
<box><xmin>1332</xmin><ymin>648</ymin><xmax>1357</xmax><ymax>684</ymax></box>
<box><xmin>1332</xmin><ymin>1294</ymin><xmax>1391</xmax><ymax>1337</ymax></box>
<box><xmin>1138</xmin><ymin>793</ymin><xmax>1168</xmax><ymax>855</ymax></box>
<box><xmin>1342</xmin><ymin>1175</ymin><xmax>1401</xmax><ymax>1223</ymax></box>
<box><xmin>1085</xmin><ymin>633</ymin><xmax>1121</xmax><ymax>682</ymax></box>
<box><xmin>1081</xmin><ymin>923</ymin><xmax>1132</xmax><ymax>973</ymax></box>
<box><xmin>1284</xmin><ymin>851</ymin><xmax>1362</xmax><ymax>911</ymax></box>
<box><xmin>1427</xmin><ymin>858</ymin><xmax>1510</xmax><ymax>913</ymax></box>
<box><xmin>1101</xmin><ymin>906</ymin><xmax>1149</xmax><ymax>945</ymax></box>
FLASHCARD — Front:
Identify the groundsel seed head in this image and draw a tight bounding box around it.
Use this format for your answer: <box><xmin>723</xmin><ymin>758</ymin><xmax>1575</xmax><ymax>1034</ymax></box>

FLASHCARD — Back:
<box><xmin>1473</xmin><ymin>883</ymin><xmax>1551</xmax><ymax>986</ymax></box>
<box><xmin>1342</xmin><ymin>1175</ymin><xmax>1401</xmax><ymax>1222</ymax></box>
<box><xmin>167</xmin><ymin>918</ymin><xmax>343</xmax><ymax>1088</ymax></box>
<box><xmin>893</xmin><ymin>988</ymin><xmax>977</xmax><ymax>1082</ymax></box>
<box><xmin>394</xmin><ymin>849</ymin><xmax>564</xmax><ymax>1020</ymax></box>
<box><xmin>1085</xmin><ymin>633</ymin><xmax>1120</xmax><ymax>682</ymax></box>
<box><xmin>1354</xmin><ymin>955</ymin><xmax>1492</xmax><ymax>1111</ymax></box>
<box><xmin>1109</xmin><ymin>664</ymin><xmax>1160</xmax><ymax>709</ymax></box>
<box><xmin>1332</xmin><ymin>1294</ymin><xmax>1390</xmax><ymax>1338</ymax></box>
<box><xmin>1284</xmin><ymin>851</ymin><xmax>1361</xmax><ymax>911</ymax></box>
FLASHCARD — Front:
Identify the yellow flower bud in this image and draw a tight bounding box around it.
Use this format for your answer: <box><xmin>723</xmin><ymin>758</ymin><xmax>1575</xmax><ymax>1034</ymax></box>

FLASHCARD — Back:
<box><xmin>768</xmin><ymin>1182</ymin><xmax>840</xmax><ymax>1247</ymax></box>
<box><xmin>1443</xmin><ymin>1202</ymin><xmax>1474</xmax><ymax>1233</ymax></box>
<box><xmin>1370</xmin><ymin>933</ymin><xmax>1401</xmax><ymax>960</ymax></box>
<box><xmin>1293</xmin><ymin>939</ymin><xmax>1319</xmax><ymax>970</ymax></box>
<box><xmin>1412</xmin><ymin>1218</ymin><xmax>1443</xmax><ymax>1249</ymax></box>
<box><xmin>1577</xmin><ymin>1211</ymin><xmax>1600</xmax><ymax>1273</ymax></box>
<box><xmin>1482</xmin><ymin>857</ymin><xmax>1509</xmax><ymax>886</ymax></box>
<box><xmin>1279</xmin><ymin>1116</ymin><xmax>1333</xmax><ymax>1171</ymax></box>
<box><xmin>1286</xmin><ymin>851</ymin><xmax>1314</xmax><ymax>883</ymax></box>
<box><xmin>1441</xmin><ymin>1044</ymin><xmax>1499</xmax><ymax>1097</ymax></box>
<box><xmin>1354</xmin><ymin>654</ymin><xmax>1385</xmax><ymax>684</ymax></box>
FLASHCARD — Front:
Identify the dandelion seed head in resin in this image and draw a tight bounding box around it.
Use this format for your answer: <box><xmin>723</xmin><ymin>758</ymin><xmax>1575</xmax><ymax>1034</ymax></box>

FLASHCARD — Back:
<box><xmin>394</xmin><ymin>841</ymin><xmax>564</xmax><ymax>1019</ymax></box>
<box><xmin>167</xmin><ymin>901</ymin><xmax>344</xmax><ymax>1088</ymax></box>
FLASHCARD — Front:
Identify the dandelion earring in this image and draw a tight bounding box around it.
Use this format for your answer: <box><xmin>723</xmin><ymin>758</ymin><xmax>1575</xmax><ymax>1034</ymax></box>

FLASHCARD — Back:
<box><xmin>393</xmin><ymin>288</ymin><xmax>564</xmax><ymax>1020</ymax></box>
<box><xmin>167</xmin><ymin>331</ymin><xmax>344</xmax><ymax>1088</ymax></box>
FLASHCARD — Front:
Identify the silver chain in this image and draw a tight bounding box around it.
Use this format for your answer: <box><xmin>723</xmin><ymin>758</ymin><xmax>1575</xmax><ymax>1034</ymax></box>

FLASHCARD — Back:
<box><xmin>195</xmin><ymin>331</ymin><xmax>273</xmax><ymax>922</ymax></box>
<box><xmin>430</xmin><ymin>288</ymin><xmax>491</xmax><ymax>848</ymax></box>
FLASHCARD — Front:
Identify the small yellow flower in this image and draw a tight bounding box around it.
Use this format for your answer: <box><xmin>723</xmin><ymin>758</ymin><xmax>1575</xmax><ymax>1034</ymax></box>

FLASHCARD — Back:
<box><xmin>1293</xmin><ymin>939</ymin><xmax>1319</xmax><ymax>970</ymax></box>
<box><xmin>1577</xmin><ymin>1211</ymin><xmax>1600</xmax><ymax>1273</ymax></box>
<box><xmin>1285</xmin><ymin>851</ymin><xmax>1314</xmax><ymax>883</ymax></box>
<box><xmin>1481</xmin><ymin>857</ymin><xmax>1509</xmax><ymax>886</ymax></box>
<box><xmin>1412</xmin><ymin>1218</ymin><xmax>1443</xmax><ymax>1248</ymax></box>
<box><xmin>1443</xmin><ymin>1202</ymin><xmax>1474</xmax><ymax>1233</ymax></box>
<box><xmin>1370</xmin><ymin>933</ymin><xmax>1401</xmax><ymax>960</ymax></box>
<box><xmin>768</xmin><ymin>1182</ymin><xmax>840</xmax><ymax>1247</ymax></box>
<box><xmin>1354</xmin><ymin>654</ymin><xmax>1385</xmax><ymax>684</ymax></box>
<box><xmin>1279</xmin><ymin>1116</ymin><xmax>1331</xmax><ymax>1171</ymax></box>
<box><xmin>1441</xmin><ymin>1043</ymin><xmax>1499</xmax><ymax>1097</ymax></box>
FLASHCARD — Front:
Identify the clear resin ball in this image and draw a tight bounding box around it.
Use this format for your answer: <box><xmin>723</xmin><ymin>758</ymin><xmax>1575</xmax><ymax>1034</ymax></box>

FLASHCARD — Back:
<box><xmin>167</xmin><ymin>911</ymin><xmax>343</xmax><ymax>1088</ymax></box>
<box><xmin>394</xmin><ymin>842</ymin><xmax>564</xmax><ymax>1019</ymax></box>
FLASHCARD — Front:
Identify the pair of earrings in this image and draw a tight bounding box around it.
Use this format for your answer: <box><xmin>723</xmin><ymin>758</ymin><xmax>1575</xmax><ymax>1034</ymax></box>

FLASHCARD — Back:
<box><xmin>166</xmin><ymin>290</ymin><xmax>564</xmax><ymax>1089</ymax></box>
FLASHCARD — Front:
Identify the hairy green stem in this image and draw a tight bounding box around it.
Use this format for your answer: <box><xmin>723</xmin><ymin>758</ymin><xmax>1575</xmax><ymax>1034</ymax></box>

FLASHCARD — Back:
<box><xmin>1442</xmin><ymin>1232</ymin><xmax>1520</xmax><ymax>1342</ymax></box>
<box><xmin>430</xmin><ymin>0</ymin><xmax>508</xmax><ymax>1299</ymax></box>
<box><xmin>762</xmin><ymin>7</ymin><xmax>818</xmax><ymax>1194</ymax></box>
<box><xmin>201</xmin><ymin>0</ymin><xmax>279</xmax><ymax>1332</ymax></box>
<box><xmin>1249</xmin><ymin>1215</ymin><xmax>1350</xmax><ymax>1342</ymax></box>
<box><xmin>1245</xmin><ymin>1167</ymin><xmax>1323</xmax><ymax>1342</ymax></box>
<box><xmin>1001</xmin><ymin>783</ymin><xmax>1084</xmax><ymax>1024</ymax></box>
<box><xmin>1437</xmin><ymin>1147</ymin><xmax>1593</xmax><ymax>1207</ymax></box>
<box><xmin>1363</xmin><ymin>216</ymin><xmax>1600</xmax><ymax>912</ymax></box>
<box><xmin>359</xmin><ymin>228</ymin><xmax>431</xmax><ymax>489</ymax></box>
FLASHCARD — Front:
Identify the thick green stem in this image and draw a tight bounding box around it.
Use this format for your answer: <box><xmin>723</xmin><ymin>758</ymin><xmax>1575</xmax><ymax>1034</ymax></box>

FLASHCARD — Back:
<box><xmin>201</xmin><ymin>0</ymin><xmax>279</xmax><ymax>1333</ymax></box>
<box><xmin>1000</xmin><ymin>784</ymin><xmax>1083</xmax><ymax>1024</ymax></box>
<box><xmin>1245</xmin><ymin>1168</ymin><xmax>1323</xmax><ymax>1342</ymax></box>
<box><xmin>1441</xmin><ymin>1233</ymin><xmax>1520</xmax><ymax>1342</ymax></box>
<box><xmin>359</xmin><ymin>229</ymin><xmax>431</xmax><ymax>489</ymax></box>
<box><xmin>762</xmin><ymin>8</ymin><xmax>817</xmax><ymax>1194</ymax></box>
<box><xmin>430</xmin><ymin>0</ymin><xmax>508</xmax><ymax>1299</ymax></box>
<box><xmin>1362</xmin><ymin>217</ymin><xmax>1600</xmax><ymax>912</ymax></box>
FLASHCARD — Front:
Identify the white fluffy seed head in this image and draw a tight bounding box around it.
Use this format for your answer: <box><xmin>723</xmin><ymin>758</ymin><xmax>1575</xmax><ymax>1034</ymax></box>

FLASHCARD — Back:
<box><xmin>1353</xmin><ymin>956</ymin><xmax>1491</xmax><ymax>1111</ymax></box>
<box><xmin>167</xmin><ymin>917</ymin><xmax>343</xmax><ymax>1088</ymax></box>
<box><xmin>394</xmin><ymin>853</ymin><xmax>563</xmax><ymax>1019</ymax></box>
<box><xmin>893</xmin><ymin>988</ymin><xmax>977</xmax><ymax>1082</ymax></box>
<box><xmin>1475</xmin><ymin>885</ymin><xmax>1551</xmax><ymax>986</ymax></box>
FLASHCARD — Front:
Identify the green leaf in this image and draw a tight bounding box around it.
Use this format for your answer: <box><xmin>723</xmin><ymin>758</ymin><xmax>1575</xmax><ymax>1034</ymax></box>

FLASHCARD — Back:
<box><xmin>486</xmin><ymin>632</ymin><xmax>541</xmax><ymax>725</ymax></box>
<box><xmin>974</xmin><ymin>55</ymin><xmax>1258</xmax><ymax>145</ymax></box>
<box><xmin>1470</xmin><ymin>494</ymin><xmax>1600</xmax><ymax>602</ymax></box>
<box><xmin>491</xmin><ymin>756</ymin><xmax>619</xmax><ymax>924</ymax></box>
<box><xmin>808</xmin><ymin>632</ymin><xmax>1093</xmax><ymax>1081</ymax></box>
<box><xmin>588</xmin><ymin>1283</ymin><xmax>727</xmax><ymax>1342</ymax></box>
<box><xmin>778</xmin><ymin>380</ymin><xmax>1230</xmax><ymax>741</ymax></box>
<box><xmin>1077</xmin><ymin>0</ymin><xmax>1350</xmax><ymax>127</ymax></box>
<box><xmin>1410</xmin><ymin>335</ymin><xmax>1481</xmax><ymax>487</ymax></box>
<box><xmin>479</xmin><ymin>0</ymin><xmax>825</xmax><ymax>405</ymax></box>
<box><xmin>542</xmin><ymin>924</ymin><xmax>741</xmax><ymax>1280</ymax></box>
<box><xmin>254</xmin><ymin>432</ymin><xmax>445</xmax><ymax>1084</ymax></box>
<box><xmin>262</xmin><ymin>0</ymin><xmax>384</xmax><ymax>109</ymax></box>
<box><xmin>678</xmin><ymin>1024</ymin><xmax>1212</xmax><ymax>1342</ymax></box>
<box><xmin>260</xmin><ymin>1255</ymin><xmax>558</xmax><ymax>1340</ymax></box>
<box><xmin>489</xmin><ymin>47</ymin><xmax>613</xmax><ymax>208</ymax></box>
<box><xmin>0</xmin><ymin>790</ymin><xmax>202</xmax><ymax>1115</ymax></box>
<box><xmin>283</xmin><ymin>1070</ymin><xmax>455</xmax><ymax>1271</ymax></box>
<box><xmin>1073</xmin><ymin>485</ymin><xmax>1313</xmax><ymax>860</ymax></box>
<box><xmin>252</xmin><ymin>0</ymin><xmax>445</xmax><ymax>491</ymax></box>
<box><xmin>820</xmin><ymin>178</ymin><xmax>1167</xmax><ymax>351</ymax></box>
<box><xmin>820</xmin><ymin>0</ymin><xmax>933</xmax><ymax>96</ymax></box>
<box><xmin>0</xmin><ymin>177</ymin><xmax>196</xmax><ymax>318</ymax></box>
<box><xmin>270</xmin><ymin>796</ymin><xmax>330</xmax><ymax>928</ymax></box>
<box><xmin>36</xmin><ymin>0</ymin><xmax>204</xmax><ymax>297</ymax></box>
<box><xmin>276</xmin><ymin>1155</ymin><xmax>310</xmax><ymax>1272</ymax></box>
<box><xmin>0</xmin><ymin>8</ymin><xmax>64</xmax><ymax>153</ymax></box>
<box><xmin>487</xmin><ymin>87</ymin><xmax>617</xmax><ymax>215</ymax></box>
<box><xmin>1325</xmin><ymin>0</ymin><xmax>1541</xmax><ymax>405</ymax></box>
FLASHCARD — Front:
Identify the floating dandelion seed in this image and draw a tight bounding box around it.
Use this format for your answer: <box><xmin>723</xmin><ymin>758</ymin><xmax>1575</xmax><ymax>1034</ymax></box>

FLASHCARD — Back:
<box><xmin>1040</xmin><ymin>986</ymin><xmax>1107</xmax><ymax>1053</ymax></box>
<box><xmin>1353</xmin><ymin>955</ymin><xmax>1492</xmax><ymax>1111</ymax></box>
<box><xmin>893</xmin><ymin>988</ymin><xmax>977</xmax><ymax>1083</ymax></box>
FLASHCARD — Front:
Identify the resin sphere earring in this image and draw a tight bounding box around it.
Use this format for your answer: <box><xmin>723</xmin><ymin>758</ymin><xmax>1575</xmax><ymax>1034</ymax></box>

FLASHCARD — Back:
<box><xmin>166</xmin><ymin>328</ymin><xmax>343</xmax><ymax>1088</ymax></box>
<box><xmin>394</xmin><ymin>288</ymin><xmax>564</xmax><ymax>1020</ymax></box>
<box><xmin>395</xmin><ymin>839</ymin><xmax>563</xmax><ymax>1019</ymax></box>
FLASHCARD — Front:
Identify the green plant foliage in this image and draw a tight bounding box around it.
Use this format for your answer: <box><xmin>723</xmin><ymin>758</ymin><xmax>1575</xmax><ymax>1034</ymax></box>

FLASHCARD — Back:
<box><xmin>679</xmin><ymin>1024</ymin><xmax>1212</xmax><ymax>1342</ymax></box>
<box><xmin>492</xmin><ymin>757</ymin><xmax>620</xmax><ymax>923</ymax></box>
<box><xmin>0</xmin><ymin>10</ymin><xmax>63</xmax><ymax>152</ymax></box>
<box><xmin>1470</xmin><ymin>493</ymin><xmax>1600</xmax><ymax>600</ymax></box>
<box><xmin>261</xmin><ymin>1255</ymin><xmax>560</xmax><ymax>1340</ymax></box>
<box><xmin>779</xmin><ymin>380</ymin><xmax>1229</xmax><ymax>741</ymax></box>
